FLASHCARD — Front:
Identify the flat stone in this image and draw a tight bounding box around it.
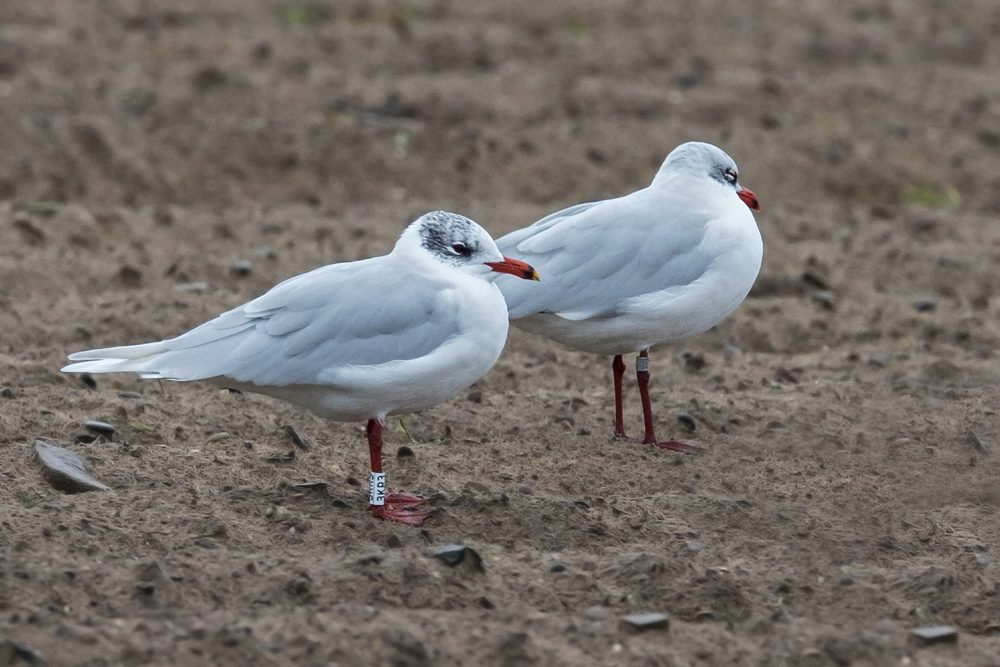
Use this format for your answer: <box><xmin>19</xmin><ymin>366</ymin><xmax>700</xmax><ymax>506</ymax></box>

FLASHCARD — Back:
<box><xmin>621</xmin><ymin>612</ymin><xmax>669</xmax><ymax>631</ymax></box>
<box><xmin>34</xmin><ymin>440</ymin><xmax>110</xmax><ymax>492</ymax></box>
<box><xmin>463</xmin><ymin>481</ymin><xmax>489</xmax><ymax>495</ymax></box>
<box><xmin>975</xmin><ymin>553</ymin><xmax>994</xmax><ymax>566</ymax></box>
<box><xmin>909</xmin><ymin>625</ymin><xmax>958</xmax><ymax>645</ymax></box>
<box><xmin>282</xmin><ymin>424</ymin><xmax>309</xmax><ymax>450</ymax></box>
<box><xmin>430</xmin><ymin>544</ymin><xmax>484</xmax><ymax>571</ymax></box>
<box><xmin>584</xmin><ymin>606</ymin><xmax>610</xmax><ymax>621</ymax></box>
<box><xmin>84</xmin><ymin>420</ymin><xmax>115</xmax><ymax>437</ymax></box>
<box><xmin>686</xmin><ymin>540</ymin><xmax>706</xmax><ymax>552</ymax></box>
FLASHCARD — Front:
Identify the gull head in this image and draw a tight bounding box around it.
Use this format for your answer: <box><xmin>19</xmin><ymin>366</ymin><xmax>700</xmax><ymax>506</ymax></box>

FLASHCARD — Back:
<box><xmin>655</xmin><ymin>141</ymin><xmax>760</xmax><ymax>211</ymax></box>
<box><xmin>404</xmin><ymin>211</ymin><xmax>539</xmax><ymax>281</ymax></box>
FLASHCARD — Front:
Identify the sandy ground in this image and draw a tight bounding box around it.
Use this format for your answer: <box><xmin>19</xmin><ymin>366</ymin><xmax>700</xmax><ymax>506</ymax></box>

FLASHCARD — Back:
<box><xmin>2</xmin><ymin>0</ymin><xmax>1000</xmax><ymax>664</ymax></box>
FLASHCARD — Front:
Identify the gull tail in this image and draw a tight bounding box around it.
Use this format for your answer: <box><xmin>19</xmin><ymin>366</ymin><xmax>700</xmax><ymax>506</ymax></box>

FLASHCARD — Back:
<box><xmin>62</xmin><ymin>341</ymin><xmax>172</xmax><ymax>378</ymax></box>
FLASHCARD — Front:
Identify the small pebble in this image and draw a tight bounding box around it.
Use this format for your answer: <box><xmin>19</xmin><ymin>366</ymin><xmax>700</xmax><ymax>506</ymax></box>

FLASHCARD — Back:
<box><xmin>550</xmin><ymin>562</ymin><xmax>566</xmax><ymax>573</ymax></box>
<box><xmin>464</xmin><ymin>481</ymin><xmax>489</xmax><ymax>495</ymax></box>
<box><xmin>909</xmin><ymin>625</ymin><xmax>958</xmax><ymax>645</ymax></box>
<box><xmin>686</xmin><ymin>540</ymin><xmax>705</xmax><ymax>553</ymax></box>
<box><xmin>118</xmin><ymin>391</ymin><xmax>143</xmax><ymax>399</ymax></box>
<box><xmin>912</xmin><ymin>297</ymin><xmax>937</xmax><ymax>313</ymax></box>
<box><xmin>677</xmin><ymin>413</ymin><xmax>696</xmax><ymax>431</ymax></box>
<box><xmin>330</xmin><ymin>498</ymin><xmax>350</xmax><ymax>509</ymax></box>
<box><xmin>975</xmin><ymin>553</ymin><xmax>994</xmax><ymax>566</ymax></box>
<box><xmin>387</xmin><ymin>535</ymin><xmax>403</xmax><ymax>549</ymax></box>
<box><xmin>875</xmin><ymin>619</ymin><xmax>898</xmax><ymax>634</ymax></box>
<box><xmin>84</xmin><ymin>420</ymin><xmax>115</xmax><ymax>437</ymax></box>
<box><xmin>431</xmin><ymin>544</ymin><xmax>484</xmax><ymax>571</ymax></box>
<box><xmin>34</xmin><ymin>440</ymin><xmax>110</xmax><ymax>492</ymax></box>
<box><xmin>231</xmin><ymin>259</ymin><xmax>253</xmax><ymax>276</ymax></box>
<box><xmin>621</xmin><ymin>613</ymin><xmax>669</xmax><ymax>631</ymax></box>
<box><xmin>80</xmin><ymin>373</ymin><xmax>97</xmax><ymax>389</ymax></box>
<box><xmin>584</xmin><ymin>606</ymin><xmax>610</xmax><ymax>621</ymax></box>
<box><xmin>206</xmin><ymin>432</ymin><xmax>230</xmax><ymax>443</ymax></box>
<box><xmin>252</xmin><ymin>245</ymin><xmax>277</xmax><ymax>259</ymax></box>
<box><xmin>722</xmin><ymin>344</ymin><xmax>742</xmax><ymax>359</ymax></box>
<box><xmin>396</xmin><ymin>445</ymin><xmax>415</xmax><ymax>458</ymax></box>
<box><xmin>282</xmin><ymin>425</ymin><xmax>308</xmax><ymax>450</ymax></box>
<box><xmin>478</xmin><ymin>596</ymin><xmax>495</xmax><ymax>609</ymax></box>
<box><xmin>839</xmin><ymin>576</ymin><xmax>855</xmax><ymax>586</ymax></box>
<box><xmin>811</xmin><ymin>290</ymin><xmax>836</xmax><ymax>309</ymax></box>
<box><xmin>869</xmin><ymin>352</ymin><xmax>891</xmax><ymax>367</ymax></box>
<box><xmin>518</xmin><ymin>484</ymin><xmax>534</xmax><ymax>496</ymax></box>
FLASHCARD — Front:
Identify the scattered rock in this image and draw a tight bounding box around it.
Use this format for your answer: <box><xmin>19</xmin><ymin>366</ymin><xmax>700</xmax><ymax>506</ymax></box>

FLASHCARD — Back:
<box><xmin>967</xmin><ymin>431</ymin><xmax>991</xmax><ymax>455</ymax></box>
<box><xmin>584</xmin><ymin>605</ymin><xmax>610</xmax><ymax>621</ymax></box>
<box><xmin>84</xmin><ymin>420</ymin><xmax>115</xmax><ymax>438</ymax></box>
<box><xmin>466</xmin><ymin>389</ymin><xmax>483</xmax><ymax>403</ymax></box>
<box><xmin>811</xmin><ymin>290</ymin><xmax>836</xmax><ymax>310</ymax></box>
<box><xmin>464</xmin><ymin>481</ymin><xmax>489</xmax><ymax>495</ymax></box>
<box><xmin>118</xmin><ymin>391</ymin><xmax>143</xmax><ymax>399</ymax></box>
<box><xmin>396</xmin><ymin>445</ymin><xmax>414</xmax><ymax>458</ymax></box>
<box><xmin>839</xmin><ymin>575</ymin><xmax>855</xmax><ymax>586</ymax></box>
<box><xmin>550</xmin><ymin>562</ymin><xmax>566</xmax><ymax>573</ymax></box>
<box><xmin>874</xmin><ymin>619</ymin><xmax>898</xmax><ymax>634</ymax></box>
<box><xmin>975</xmin><ymin>553</ymin><xmax>994</xmax><ymax>566</ymax></box>
<box><xmin>206</xmin><ymin>432</ymin><xmax>230</xmax><ymax>443</ymax></box>
<box><xmin>869</xmin><ymin>352</ymin><xmax>890</xmax><ymax>367</ymax></box>
<box><xmin>291</xmin><ymin>481</ymin><xmax>328</xmax><ymax>491</ymax></box>
<box><xmin>80</xmin><ymin>372</ymin><xmax>97</xmax><ymax>390</ymax></box>
<box><xmin>430</xmin><ymin>544</ymin><xmax>484</xmax><ymax>571</ymax></box>
<box><xmin>518</xmin><ymin>484</ymin><xmax>534</xmax><ymax>495</ymax></box>
<box><xmin>911</xmin><ymin>297</ymin><xmax>936</xmax><ymax>312</ymax></box>
<box><xmin>478</xmin><ymin>596</ymin><xmax>495</xmax><ymax>609</ymax></box>
<box><xmin>13</xmin><ymin>211</ymin><xmax>46</xmax><ymax>245</ymax></box>
<box><xmin>722</xmin><ymin>344</ymin><xmax>742</xmax><ymax>359</ymax></box>
<box><xmin>282</xmin><ymin>425</ymin><xmax>309</xmax><ymax>450</ymax></box>
<box><xmin>387</xmin><ymin>534</ymin><xmax>403</xmax><ymax>549</ymax></box>
<box><xmin>34</xmin><ymin>440</ymin><xmax>110</xmax><ymax>492</ymax></box>
<box><xmin>0</xmin><ymin>640</ymin><xmax>40</xmax><ymax>665</ymax></box>
<box><xmin>686</xmin><ymin>540</ymin><xmax>705</xmax><ymax>553</ymax></box>
<box><xmin>621</xmin><ymin>612</ymin><xmax>669</xmax><ymax>631</ymax></box>
<box><xmin>330</xmin><ymin>498</ymin><xmax>350</xmax><ymax>509</ymax></box>
<box><xmin>677</xmin><ymin>413</ymin><xmax>696</xmax><ymax>431</ymax></box>
<box><xmin>119</xmin><ymin>265</ymin><xmax>143</xmax><ymax>287</ymax></box>
<box><xmin>909</xmin><ymin>625</ymin><xmax>958</xmax><ymax>645</ymax></box>
<box><xmin>231</xmin><ymin>259</ymin><xmax>253</xmax><ymax>276</ymax></box>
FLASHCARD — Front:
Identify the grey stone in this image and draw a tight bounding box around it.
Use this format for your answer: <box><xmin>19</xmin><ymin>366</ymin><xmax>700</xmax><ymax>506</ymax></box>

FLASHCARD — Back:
<box><xmin>34</xmin><ymin>440</ymin><xmax>110</xmax><ymax>492</ymax></box>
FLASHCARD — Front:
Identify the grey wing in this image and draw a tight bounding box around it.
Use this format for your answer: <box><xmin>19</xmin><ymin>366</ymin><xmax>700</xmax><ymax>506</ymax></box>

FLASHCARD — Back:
<box><xmin>65</xmin><ymin>257</ymin><xmax>460</xmax><ymax>386</ymax></box>
<box><xmin>496</xmin><ymin>190</ymin><xmax>713</xmax><ymax>320</ymax></box>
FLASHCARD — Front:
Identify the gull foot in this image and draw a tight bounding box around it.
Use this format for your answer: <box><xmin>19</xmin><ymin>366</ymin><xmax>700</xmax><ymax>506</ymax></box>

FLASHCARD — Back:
<box><xmin>384</xmin><ymin>491</ymin><xmax>425</xmax><ymax>509</ymax></box>
<box><xmin>368</xmin><ymin>503</ymin><xmax>430</xmax><ymax>527</ymax></box>
<box><xmin>652</xmin><ymin>439</ymin><xmax>699</xmax><ymax>455</ymax></box>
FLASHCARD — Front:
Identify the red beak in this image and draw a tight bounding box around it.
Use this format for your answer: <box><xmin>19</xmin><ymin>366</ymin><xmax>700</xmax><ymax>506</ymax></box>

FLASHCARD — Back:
<box><xmin>737</xmin><ymin>186</ymin><xmax>760</xmax><ymax>211</ymax></box>
<box><xmin>486</xmin><ymin>256</ymin><xmax>540</xmax><ymax>281</ymax></box>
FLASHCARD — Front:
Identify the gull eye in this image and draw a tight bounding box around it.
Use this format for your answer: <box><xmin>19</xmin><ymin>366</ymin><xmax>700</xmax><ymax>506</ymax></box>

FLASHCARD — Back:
<box><xmin>724</xmin><ymin>168</ymin><xmax>738</xmax><ymax>184</ymax></box>
<box><xmin>451</xmin><ymin>242</ymin><xmax>471</xmax><ymax>256</ymax></box>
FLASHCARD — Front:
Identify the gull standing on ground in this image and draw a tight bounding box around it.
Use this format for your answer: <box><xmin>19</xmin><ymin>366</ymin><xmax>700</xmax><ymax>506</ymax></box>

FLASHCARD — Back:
<box><xmin>495</xmin><ymin>141</ymin><xmax>761</xmax><ymax>452</ymax></box>
<box><xmin>63</xmin><ymin>211</ymin><xmax>539</xmax><ymax>526</ymax></box>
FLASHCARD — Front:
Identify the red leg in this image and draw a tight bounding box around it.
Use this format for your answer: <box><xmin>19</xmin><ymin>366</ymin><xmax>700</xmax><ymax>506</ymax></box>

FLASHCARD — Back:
<box><xmin>636</xmin><ymin>351</ymin><xmax>698</xmax><ymax>455</ymax></box>
<box><xmin>612</xmin><ymin>355</ymin><xmax>627</xmax><ymax>439</ymax></box>
<box><xmin>366</xmin><ymin>419</ymin><xmax>430</xmax><ymax>525</ymax></box>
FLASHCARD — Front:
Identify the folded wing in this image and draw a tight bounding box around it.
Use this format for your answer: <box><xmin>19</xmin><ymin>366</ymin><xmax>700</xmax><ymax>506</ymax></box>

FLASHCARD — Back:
<box><xmin>496</xmin><ymin>189</ymin><xmax>713</xmax><ymax>320</ymax></box>
<box><xmin>63</xmin><ymin>257</ymin><xmax>461</xmax><ymax>387</ymax></box>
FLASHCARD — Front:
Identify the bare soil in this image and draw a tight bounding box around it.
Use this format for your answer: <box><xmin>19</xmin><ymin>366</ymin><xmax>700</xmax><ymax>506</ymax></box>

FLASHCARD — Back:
<box><xmin>2</xmin><ymin>1</ymin><xmax>1000</xmax><ymax>665</ymax></box>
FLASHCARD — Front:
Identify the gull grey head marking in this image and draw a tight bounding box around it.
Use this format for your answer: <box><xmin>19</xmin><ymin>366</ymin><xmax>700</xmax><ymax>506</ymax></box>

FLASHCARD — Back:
<box><xmin>664</xmin><ymin>142</ymin><xmax>740</xmax><ymax>187</ymax></box>
<box><xmin>418</xmin><ymin>211</ymin><xmax>487</xmax><ymax>266</ymax></box>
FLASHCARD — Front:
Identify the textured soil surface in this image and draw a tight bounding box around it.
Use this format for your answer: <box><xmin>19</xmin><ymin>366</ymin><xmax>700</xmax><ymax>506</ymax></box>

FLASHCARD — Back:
<box><xmin>3</xmin><ymin>1</ymin><xmax>1000</xmax><ymax>665</ymax></box>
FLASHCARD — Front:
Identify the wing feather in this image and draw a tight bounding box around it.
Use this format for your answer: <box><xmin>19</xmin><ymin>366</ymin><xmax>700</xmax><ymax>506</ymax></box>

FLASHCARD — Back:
<box><xmin>496</xmin><ymin>187</ymin><xmax>713</xmax><ymax>320</ymax></box>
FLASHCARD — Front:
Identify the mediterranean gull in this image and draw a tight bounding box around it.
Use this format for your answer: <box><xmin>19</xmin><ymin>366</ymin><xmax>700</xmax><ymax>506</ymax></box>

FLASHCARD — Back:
<box><xmin>63</xmin><ymin>211</ymin><xmax>539</xmax><ymax>526</ymax></box>
<box><xmin>495</xmin><ymin>141</ymin><xmax>761</xmax><ymax>452</ymax></box>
